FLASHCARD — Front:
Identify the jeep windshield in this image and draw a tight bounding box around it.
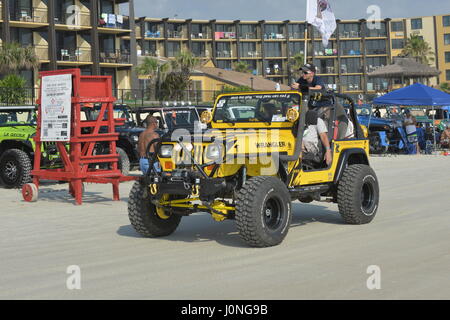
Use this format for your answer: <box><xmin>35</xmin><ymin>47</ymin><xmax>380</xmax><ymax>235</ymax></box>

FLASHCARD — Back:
<box><xmin>213</xmin><ymin>93</ymin><xmax>300</xmax><ymax>123</ymax></box>
<box><xmin>0</xmin><ymin>108</ymin><xmax>36</xmax><ymax>126</ymax></box>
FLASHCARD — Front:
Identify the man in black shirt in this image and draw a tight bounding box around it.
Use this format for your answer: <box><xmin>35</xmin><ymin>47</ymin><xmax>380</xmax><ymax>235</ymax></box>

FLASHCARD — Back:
<box><xmin>291</xmin><ymin>63</ymin><xmax>325</xmax><ymax>94</ymax></box>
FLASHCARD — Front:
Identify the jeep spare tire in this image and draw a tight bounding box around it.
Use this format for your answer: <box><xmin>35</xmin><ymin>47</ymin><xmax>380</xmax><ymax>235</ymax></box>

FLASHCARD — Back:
<box><xmin>235</xmin><ymin>176</ymin><xmax>292</xmax><ymax>247</ymax></box>
<box><xmin>0</xmin><ymin>149</ymin><xmax>32</xmax><ymax>189</ymax></box>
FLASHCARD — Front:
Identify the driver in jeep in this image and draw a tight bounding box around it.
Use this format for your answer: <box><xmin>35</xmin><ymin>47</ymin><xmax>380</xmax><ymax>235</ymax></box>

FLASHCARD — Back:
<box><xmin>302</xmin><ymin>110</ymin><xmax>333</xmax><ymax>166</ymax></box>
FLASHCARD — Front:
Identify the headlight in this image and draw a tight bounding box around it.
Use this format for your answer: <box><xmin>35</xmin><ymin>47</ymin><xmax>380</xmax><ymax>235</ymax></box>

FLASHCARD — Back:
<box><xmin>132</xmin><ymin>135</ymin><xmax>139</xmax><ymax>142</ymax></box>
<box><xmin>160</xmin><ymin>145</ymin><xmax>174</xmax><ymax>158</ymax></box>
<box><xmin>206</xmin><ymin>143</ymin><xmax>224</xmax><ymax>160</ymax></box>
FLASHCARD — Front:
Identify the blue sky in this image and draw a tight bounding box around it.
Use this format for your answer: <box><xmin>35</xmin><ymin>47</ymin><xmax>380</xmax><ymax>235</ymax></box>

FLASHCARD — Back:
<box><xmin>125</xmin><ymin>0</ymin><xmax>450</xmax><ymax>20</ymax></box>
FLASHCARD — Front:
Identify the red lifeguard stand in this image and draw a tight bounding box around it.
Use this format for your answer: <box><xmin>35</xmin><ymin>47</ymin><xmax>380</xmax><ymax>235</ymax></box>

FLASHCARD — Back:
<box><xmin>22</xmin><ymin>69</ymin><xmax>136</xmax><ymax>205</ymax></box>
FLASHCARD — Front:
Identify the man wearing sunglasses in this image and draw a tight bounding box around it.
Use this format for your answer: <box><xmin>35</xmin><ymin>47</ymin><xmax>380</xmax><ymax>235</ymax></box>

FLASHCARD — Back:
<box><xmin>291</xmin><ymin>63</ymin><xmax>332</xmax><ymax>109</ymax></box>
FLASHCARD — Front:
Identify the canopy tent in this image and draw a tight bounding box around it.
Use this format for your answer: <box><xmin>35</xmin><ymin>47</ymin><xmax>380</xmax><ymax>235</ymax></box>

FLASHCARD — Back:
<box><xmin>373</xmin><ymin>83</ymin><xmax>450</xmax><ymax>106</ymax></box>
<box><xmin>373</xmin><ymin>83</ymin><xmax>450</xmax><ymax>150</ymax></box>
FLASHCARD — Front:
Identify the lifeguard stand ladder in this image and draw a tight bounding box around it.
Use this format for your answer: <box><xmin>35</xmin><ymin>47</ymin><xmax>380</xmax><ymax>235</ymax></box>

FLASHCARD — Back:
<box><xmin>22</xmin><ymin>69</ymin><xmax>136</xmax><ymax>205</ymax></box>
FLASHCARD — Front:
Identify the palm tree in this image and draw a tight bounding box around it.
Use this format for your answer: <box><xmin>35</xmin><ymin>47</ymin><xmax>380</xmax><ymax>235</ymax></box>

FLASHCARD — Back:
<box><xmin>401</xmin><ymin>35</ymin><xmax>435</xmax><ymax>65</ymax></box>
<box><xmin>233</xmin><ymin>61</ymin><xmax>251</xmax><ymax>73</ymax></box>
<box><xmin>288</xmin><ymin>52</ymin><xmax>305</xmax><ymax>81</ymax></box>
<box><xmin>135</xmin><ymin>56</ymin><xmax>171</xmax><ymax>100</ymax></box>
<box><xmin>159</xmin><ymin>50</ymin><xmax>200</xmax><ymax>101</ymax></box>
<box><xmin>0</xmin><ymin>42</ymin><xmax>39</xmax><ymax>73</ymax></box>
<box><xmin>440</xmin><ymin>83</ymin><xmax>450</xmax><ymax>94</ymax></box>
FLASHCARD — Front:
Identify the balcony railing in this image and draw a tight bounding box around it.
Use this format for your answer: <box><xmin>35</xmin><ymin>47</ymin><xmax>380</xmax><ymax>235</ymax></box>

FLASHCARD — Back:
<box><xmin>366</xmin><ymin>48</ymin><xmax>387</xmax><ymax>55</ymax></box>
<box><xmin>58</xmin><ymin>48</ymin><xmax>92</xmax><ymax>62</ymax></box>
<box><xmin>144</xmin><ymin>30</ymin><xmax>162</xmax><ymax>38</ymax></box>
<box><xmin>55</xmin><ymin>11</ymin><xmax>91</xmax><ymax>27</ymax></box>
<box><xmin>264</xmin><ymin>33</ymin><xmax>285</xmax><ymax>40</ymax></box>
<box><xmin>98</xmin><ymin>13</ymin><xmax>128</xmax><ymax>29</ymax></box>
<box><xmin>100</xmin><ymin>50</ymin><xmax>130</xmax><ymax>64</ymax></box>
<box><xmin>339</xmin><ymin>30</ymin><xmax>361</xmax><ymax>38</ymax></box>
<box><xmin>167</xmin><ymin>30</ymin><xmax>185</xmax><ymax>38</ymax></box>
<box><xmin>239</xmin><ymin>32</ymin><xmax>258</xmax><ymax>39</ymax></box>
<box><xmin>288</xmin><ymin>32</ymin><xmax>305</xmax><ymax>39</ymax></box>
<box><xmin>216</xmin><ymin>50</ymin><xmax>232</xmax><ymax>58</ymax></box>
<box><xmin>215</xmin><ymin>32</ymin><xmax>236</xmax><ymax>40</ymax></box>
<box><xmin>10</xmin><ymin>7</ymin><xmax>48</xmax><ymax>23</ymax></box>
<box><xmin>241</xmin><ymin>51</ymin><xmax>261</xmax><ymax>58</ymax></box>
<box><xmin>191</xmin><ymin>32</ymin><xmax>211</xmax><ymax>39</ymax></box>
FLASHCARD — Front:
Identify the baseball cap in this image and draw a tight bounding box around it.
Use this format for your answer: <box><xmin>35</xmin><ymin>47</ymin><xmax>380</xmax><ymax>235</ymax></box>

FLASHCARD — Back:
<box><xmin>300</xmin><ymin>63</ymin><xmax>317</xmax><ymax>74</ymax></box>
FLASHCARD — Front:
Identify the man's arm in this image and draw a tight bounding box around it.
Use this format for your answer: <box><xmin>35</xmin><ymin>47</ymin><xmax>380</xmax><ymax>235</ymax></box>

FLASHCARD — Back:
<box><xmin>319</xmin><ymin>132</ymin><xmax>332</xmax><ymax>166</ymax></box>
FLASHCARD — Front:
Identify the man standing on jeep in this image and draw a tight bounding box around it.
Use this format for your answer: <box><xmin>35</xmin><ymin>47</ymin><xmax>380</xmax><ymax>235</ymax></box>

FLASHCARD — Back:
<box><xmin>138</xmin><ymin>116</ymin><xmax>160</xmax><ymax>174</ymax></box>
<box><xmin>291</xmin><ymin>63</ymin><xmax>331</xmax><ymax>108</ymax></box>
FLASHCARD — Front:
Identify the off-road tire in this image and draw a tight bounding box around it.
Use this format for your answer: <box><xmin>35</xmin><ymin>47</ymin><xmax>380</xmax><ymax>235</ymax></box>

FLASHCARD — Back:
<box><xmin>235</xmin><ymin>176</ymin><xmax>292</xmax><ymax>247</ymax></box>
<box><xmin>0</xmin><ymin>149</ymin><xmax>32</xmax><ymax>189</ymax></box>
<box><xmin>337</xmin><ymin>164</ymin><xmax>379</xmax><ymax>224</ymax></box>
<box><xmin>117</xmin><ymin>147</ymin><xmax>130</xmax><ymax>176</ymax></box>
<box><xmin>128</xmin><ymin>181</ymin><xmax>182</xmax><ymax>237</ymax></box>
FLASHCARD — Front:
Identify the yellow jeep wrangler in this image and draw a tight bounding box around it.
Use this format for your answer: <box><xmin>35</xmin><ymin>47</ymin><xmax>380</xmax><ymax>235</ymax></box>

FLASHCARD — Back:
<box><xmin>128</xmin><ymin>91</ymin><xmax>379</xmax><ymax>247</ymax></box>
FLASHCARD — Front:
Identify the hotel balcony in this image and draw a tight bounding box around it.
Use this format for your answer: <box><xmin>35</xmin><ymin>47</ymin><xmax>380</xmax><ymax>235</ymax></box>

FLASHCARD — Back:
<box><xmin>98</xmin><ymin>13</ymin><xmax>131</xmax><ymax>34</ymax></box>
<box><xmin>55</xmin><ymin>12</ymin><xmax>92</xmax><ymax>31</ymax></box>
<box><xmin>57</xmin><ymin>47</ymin><xmax>93</xmax><ymax>66</ymax></box>
<box><xmin>9</xmin><ymin>6</ymin><xmax>49</xmax><ymax>28</ymax></box>
<box><xmin>100</xmin><ymin>49</ymin><xmax>132</xmax><ymax>66</ymax></box>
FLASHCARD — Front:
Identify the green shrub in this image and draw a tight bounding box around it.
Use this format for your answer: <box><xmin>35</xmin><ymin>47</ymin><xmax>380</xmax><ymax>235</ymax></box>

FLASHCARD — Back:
<box><xmin>0</xmin><ymin>74</ymin><xmax>27</xmax><ymax>105</ymax></box>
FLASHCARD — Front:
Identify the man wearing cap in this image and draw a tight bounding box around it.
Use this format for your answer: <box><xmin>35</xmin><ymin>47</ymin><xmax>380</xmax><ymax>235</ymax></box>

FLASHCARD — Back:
<box><xmin>291</xmin><ymin>63</ymin><xmax>325</xmax><ymax>93</ymax></box>
<box><xmin>291</xmin><ymin>63</ymin><xmax>332</xmax><ymax>109</ymax></box>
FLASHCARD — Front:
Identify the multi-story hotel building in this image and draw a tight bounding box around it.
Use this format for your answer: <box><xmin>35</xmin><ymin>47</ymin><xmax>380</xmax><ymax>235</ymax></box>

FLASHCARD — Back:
<box><xmin>0</xmin><ymin>0</ymin><xmax>137</xmax><ymax>91</ymax></box>
<box><xmin>0</xmin><ymin>2</ymin><xmax>449</xmax><ymax>99</ymax></box>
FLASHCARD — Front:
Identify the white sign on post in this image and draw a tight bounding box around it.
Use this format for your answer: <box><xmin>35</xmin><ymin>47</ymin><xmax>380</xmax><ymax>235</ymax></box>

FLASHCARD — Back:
<box><xmin>41</xmin><ymin>74</ymin><xmax>72</xmax><ymax>142</ymax></box>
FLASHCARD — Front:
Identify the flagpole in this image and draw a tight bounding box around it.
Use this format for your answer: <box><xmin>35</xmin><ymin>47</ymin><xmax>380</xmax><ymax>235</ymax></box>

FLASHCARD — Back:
<box><xmin>305</xmin><ymin>0</ymin><xmax>309</xmax><ymax>64</ymax></box>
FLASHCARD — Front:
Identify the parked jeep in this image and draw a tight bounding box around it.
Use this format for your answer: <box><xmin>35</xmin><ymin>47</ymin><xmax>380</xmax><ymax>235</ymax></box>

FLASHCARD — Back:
<box><xmin>134</xmin><ymin>105</ymin><xmax>204</xmax><ymax>133</ymax></box>
<box><xmin>0</xmin><ymin>106</ymin><xmax>63</xmax><ymax>188</ymax></box>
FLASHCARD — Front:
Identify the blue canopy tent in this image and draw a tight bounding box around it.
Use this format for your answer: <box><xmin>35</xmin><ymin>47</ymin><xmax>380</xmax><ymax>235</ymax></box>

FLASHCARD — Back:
<box><xmin>373</xmin><ymin>83</ymin><xmax>450</xmax><ymax>150</ymax></box>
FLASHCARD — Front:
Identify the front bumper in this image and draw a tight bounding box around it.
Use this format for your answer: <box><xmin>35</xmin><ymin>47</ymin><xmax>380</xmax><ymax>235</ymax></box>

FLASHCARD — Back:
<box><xmin>146</xmin><ymin>169</ymin><xmax>226</xmax><ymax>199</ymax></box>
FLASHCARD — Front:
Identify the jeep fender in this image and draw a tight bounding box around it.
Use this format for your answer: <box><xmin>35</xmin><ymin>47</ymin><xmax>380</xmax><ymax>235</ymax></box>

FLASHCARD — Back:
<box><xmin>333</xmin><ymin>148</ymin><xmax>369</xmax><ymax>184</ymax></box>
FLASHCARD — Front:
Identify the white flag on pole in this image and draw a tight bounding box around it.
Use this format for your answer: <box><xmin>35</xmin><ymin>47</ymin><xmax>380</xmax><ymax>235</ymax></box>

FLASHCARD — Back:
<box><xmin>306</xmin><ymin>0</ymin><xmax>337</xmax><ymax>47</ymax></box>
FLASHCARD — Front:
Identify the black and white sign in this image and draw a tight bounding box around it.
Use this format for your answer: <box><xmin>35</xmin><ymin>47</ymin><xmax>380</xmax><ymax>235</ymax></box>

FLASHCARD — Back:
<box><xmin>41</xmin><ymin>74</ymin><xmax>72</xmax><ymax>141</ymax></box>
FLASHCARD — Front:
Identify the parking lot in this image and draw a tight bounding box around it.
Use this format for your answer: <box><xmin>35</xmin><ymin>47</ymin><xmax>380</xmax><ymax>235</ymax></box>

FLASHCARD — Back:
<box><xmin>0</xmin><ymin>155</ymin><xmax>449</xmax><ymax>299</ymax></box>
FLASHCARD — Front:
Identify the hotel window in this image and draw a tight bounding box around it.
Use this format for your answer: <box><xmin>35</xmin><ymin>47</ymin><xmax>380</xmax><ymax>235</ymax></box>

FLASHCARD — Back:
<box><xmin>366</xmin><ymin>22</ymin><xmax>387</xmax><ymax>37</ymax></box>
<box><xmin>99</xmin><ymin>0</ymin><xmax>114</xmax><ymax>14</ymax></box>
<box><xmin>339</xmin><ymin>23</ymin><xmax>361</xmax><ymax>38</ymax></box>
<box><xmin>340</xmin><ymin>58</ymin><xmax>362</xmax><ymax>74</ymax></box>
<box><xmin>191</xmin><ymin>24</ymin><xmax>209</xmax><ymax>39</ymax></box>
<box><xmin>321</xmin><ymin>76</ymin><xmax>337</xmax><ymax>90</ymax></box>
<box><xmin>215</xmin><ymin>24</ymin><xmax>234</xmax><ymax>32</ymax></box>
<box><xmin>143</xmin><ymin>41</ymin><xmax>157</xmax><ymax>56</ymax></box>
<box><xmin>10</xmin><ymin>28</ymin><xmax>33</xmax><ymax>46</ymax></box>
<box><xmin>411</xmin><ymin>18</ymin><xmax>422</xmax><ymax>30</ymax></box>
<box><xmin>366</xmin><ymin>56</ymin><xmax>387</xmax><ymax>72</ymax></box>
<box><xmin>216</xmin><ymin>42</ymin><xmax>231</xmax><ymax>57</ymax></box>
<box><xmin>340</xmin><ymin>40</ymin><xmax>361</xmax><ymax>55</ymax></box>
<box><xmin>313</xmin><ymin>40</ymin><xmax>337</xmax><ymax>56</ymax></box>
<box><xmin>391</xmin><ymin>21</ymin><xmax>404</xmax><ymax>32</ymax></box>
<box><xmin>264</xmin><ymin>42</ymin><xmax>282</xmax><ymax>57</ymax></box>
<box><xmin>445</xmin><ymin>34</ymin><xmax>450</xmax><ymax>45</ymax></box>
<box><xmin>288</xmin><ymin>24</ymin><xmax>306</xmax><ymax>39</ymax></box>
<box><xmin>313</xmin><ymin>58</ymin><xmax>336</xmax><ymax>74</ymax></box>
<box><xmin>239</xmin><ymin>24</ymin><xmax>258</xmax><ymax>39</ymax></box>
<box><xmin>443</xmin><ymin>16</ymin><xmax>450</xmax><ymax>27</ymax></box>
<box><xmin>392</xmin><ymin>39</ymin><xmax>405</xmax><ymax>49</ymax></box>
<box><xmin>167</xmin><ymin>42</ymin><xmax>181</xmax><ymax>57</ymax></box>
<box><xmin>239</xmin><ymin>42</ymin><xmax>257</xmax><ymax>58</ymax></box>
<box><xmin>191</xmin><ymin>42</ymin><xmax>205</xmax><ymax>57</ymax></box>
<box><xmin>341</xmin><ymin>75</ymin><xmax>362</xmax><ymax>91</ymax></box>
<box><xmin>289</xmin><ymin>42</ymin><xmax>305</xmax><ymax>56</ymax></box>
<box><xmin>216</xmin><ymin>60</ymin><xmax>231</xmax><ymax>70</ymax></box>
<box><xmin>366</xmin><ymin>39</ymin><xmax>387</xmax><ymax>55</ymax></box>
<box><xmin>447</xmin><ymin>70</ymin><xmax>450</xmax><ymax>81</ymax></box>
<box><xmin>264</xmin><ymin>24</ymin><xmax>284</xmax><ymax>39</ymax></box>
<box><xmin>445</xmin><ymin>52</ymin><xmax>450</xmax><ymax>63</ymax></box>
